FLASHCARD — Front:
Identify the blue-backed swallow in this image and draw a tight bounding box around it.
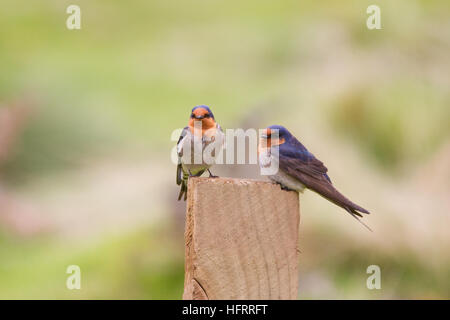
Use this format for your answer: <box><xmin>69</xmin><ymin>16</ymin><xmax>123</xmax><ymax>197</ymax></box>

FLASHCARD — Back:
<box><xmin>176</xmin><ymin>105</ymin><xmax>225</xmax><ymax>201</ymax></box>
<box><xmin>258</xmin><ymin>125</ymin><xmax>371</xmax><ymax>230</ymax></box>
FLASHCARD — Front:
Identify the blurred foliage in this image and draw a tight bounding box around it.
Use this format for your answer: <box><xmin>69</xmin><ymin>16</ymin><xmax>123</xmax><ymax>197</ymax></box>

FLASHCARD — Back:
<box><xmin>2</xmin><ymin>102</ymin><xmax>119</xmax><ymax>184</ymax></box>
<box><xmin>1</xmin><ymin>0</ymin><xmax>449</xmax><ymax>181</ymax></box>
<box><xmin>330</xmin><ymin>80</ymin><xmax>450</xmax><ymax>172</ymax></box>
<box><xmin>299</xmin><ymin>227</ymin><xmax>450</xmax><ymax>299</ymax></box>
<box><xmin>329</xmin><ymin>246</ymin><xmax>450</xmax><ymax>299</ymax></box>
<box><xmin>0</xmin><ymin>227</ymin><xmax>184</xmax><ymax>299</ymax></box>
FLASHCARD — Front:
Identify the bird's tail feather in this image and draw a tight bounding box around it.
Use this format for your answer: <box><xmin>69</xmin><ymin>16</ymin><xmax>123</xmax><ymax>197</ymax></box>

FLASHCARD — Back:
<box><xmin>311</xmin><ymin>183</ymin><xmax>372</xmax><ymax>231</ymax></box>
<box><xmin>176</xmin><ymin>163</ymin><xmax>183</xmax><ymax>186</ymax></box>
<box><xmin>322</xmin><ymin>186</ymin><xmax>370</xmax><ymax>217</ymax></box>
<box><xmin>177</xmin><ymin>163</ymin><xmax>188</xmax><ymax>201</ymax></box>
<box><xmin>177</xmin><ymin>168</ymin><xmax>209</xmax><ymax>201</ymax></box>
<box><xmin>178</xmin><ymin>178</ymin><xmax>188</xmax><ymax>201</ymax></box>
<box><xmin>344</xmin><ymin>207</ymin><xmax>373</xmax><ymax>232</ymax></box>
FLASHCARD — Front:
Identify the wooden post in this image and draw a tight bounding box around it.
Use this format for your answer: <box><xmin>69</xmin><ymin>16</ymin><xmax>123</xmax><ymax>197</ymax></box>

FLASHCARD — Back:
<box><xmin>183</xmin><ymin>177</ymin><xmax>300</xmax><ymax>300</ymax></box>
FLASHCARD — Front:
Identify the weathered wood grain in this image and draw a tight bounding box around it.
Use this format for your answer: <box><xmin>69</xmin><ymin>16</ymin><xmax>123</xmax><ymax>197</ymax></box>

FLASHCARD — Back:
<box><xmin>183</xmin><ymin>177</ymin><xmax>300</xmax><ymax>300</ymax></box>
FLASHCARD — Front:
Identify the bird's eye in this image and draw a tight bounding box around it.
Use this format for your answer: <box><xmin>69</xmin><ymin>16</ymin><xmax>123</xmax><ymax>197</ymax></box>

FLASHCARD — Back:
<box><xmin>190</xmin><ymin>114</ymin><xmax>194</xmax><ymax>118</ymax></box>
<box><xmin>204</xmin><ymin>114</ymin><xmax>210</xmax><ymax>118</ymax></box>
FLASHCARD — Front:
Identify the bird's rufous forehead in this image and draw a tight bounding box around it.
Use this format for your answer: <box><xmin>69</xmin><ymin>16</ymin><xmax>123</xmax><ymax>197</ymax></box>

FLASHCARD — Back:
<box><xmin>193</xmin><ymin>107</ymin><xmax>209</xmax><ymax>116</ymax></box>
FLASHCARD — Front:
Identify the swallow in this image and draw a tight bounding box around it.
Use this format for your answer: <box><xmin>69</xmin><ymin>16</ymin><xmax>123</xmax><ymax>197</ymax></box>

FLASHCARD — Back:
<box><xmin>258</xmin><ymin>125</ymin><xmax>371</xmax><ymax>230</ymax></box>
<box><xmin>176</xmin><ymin>105</ymin><xmax>225</xmax><ymax>201</ymax></box>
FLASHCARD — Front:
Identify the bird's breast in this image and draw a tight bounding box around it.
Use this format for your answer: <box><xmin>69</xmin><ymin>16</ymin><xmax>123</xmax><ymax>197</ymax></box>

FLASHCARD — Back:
<box><xmin>179</xmin><ymin>129</ymin><xmax>224</xmax><ymax>168</ymax></box>
<box><xmin>258</xmin><ymin>150</ymin><xmax>273</xmax><ymax>168</ymax></box>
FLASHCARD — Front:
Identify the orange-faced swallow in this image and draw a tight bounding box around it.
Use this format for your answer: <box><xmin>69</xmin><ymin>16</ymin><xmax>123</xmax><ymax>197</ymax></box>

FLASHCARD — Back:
<box><xmin>258</xmin><ymin>125</ymin><xmax>371</xmax><ymax>230</ymax></box>
<box><xmin>176</xmin><ymin>105</ymin><xmax>224</xmax><ymax>201</ymax></box>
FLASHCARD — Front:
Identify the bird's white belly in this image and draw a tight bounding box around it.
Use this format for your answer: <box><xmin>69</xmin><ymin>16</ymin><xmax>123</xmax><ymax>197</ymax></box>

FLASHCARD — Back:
<box><xmin>269</xmin><ymin>170</ymin><xmax>306</xmax><ymax>192</ymax></box>
<box><xmin>179</xmin><ymin>130</ymin><xmax>223</xmax><ymax>175</ymax></box>
<box><xmin>259</xmin><ymin>150</ymin><xmax>305</xmax><ymax>192</ymax></box>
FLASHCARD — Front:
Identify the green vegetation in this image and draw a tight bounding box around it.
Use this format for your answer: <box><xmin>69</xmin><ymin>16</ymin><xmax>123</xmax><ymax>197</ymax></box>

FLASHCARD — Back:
<box><xmin>330</xmin><ymin>80</ymin><xmax>450</xmax><ymax>172</ymax></box>
<box><xmin>0</xmin><ymin>228</ymin><xmax>184</xmax><ymax>299</ymax></box>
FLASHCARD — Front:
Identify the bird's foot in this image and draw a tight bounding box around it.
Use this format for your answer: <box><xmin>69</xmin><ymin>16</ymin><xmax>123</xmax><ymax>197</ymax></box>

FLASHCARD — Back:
<box><xmin>279</xmin><ymin>184</ymin><xmax>294</xmax><ymax>191</ymax></box>
<box><xmin>207</xmin><ymin>169</ymin><xmax>219</xmax><ymax>178</ymax></box>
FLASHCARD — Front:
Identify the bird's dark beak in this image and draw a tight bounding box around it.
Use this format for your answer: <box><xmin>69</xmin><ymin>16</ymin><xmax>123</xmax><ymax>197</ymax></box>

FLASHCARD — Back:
<box><xmin>195</xmin><ymin>115</ymin><xmax>205</xmax><ymax>120</ymax></box>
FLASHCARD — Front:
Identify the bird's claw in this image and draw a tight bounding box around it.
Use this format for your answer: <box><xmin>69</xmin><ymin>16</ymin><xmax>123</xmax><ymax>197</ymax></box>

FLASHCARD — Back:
<box><xmin>279</xmin><ymin>184</ymin><xmax>294</xmax><ymax>191</ymax></box>
<box><xmin>208</xmin><ymin>169</ymin><xmax>218</xmax><ymax>178</ymax></box>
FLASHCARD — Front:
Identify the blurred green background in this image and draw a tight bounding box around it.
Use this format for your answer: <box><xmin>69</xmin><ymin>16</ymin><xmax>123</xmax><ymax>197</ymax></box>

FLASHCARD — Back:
<box><xmin>0</xmin><ymin>0</ymin><xmax>449</xmax><ymax>299</ymax></box>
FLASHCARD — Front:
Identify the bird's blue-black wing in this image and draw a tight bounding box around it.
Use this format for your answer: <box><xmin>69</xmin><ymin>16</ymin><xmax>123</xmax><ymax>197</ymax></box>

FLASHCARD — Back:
<box><xmin>176</xmin><ymin>127</ymin><xmax>189</xmax><ymax>186</ymax></box>
<box><xmin>278</xmin><ymin>137</ymin><xmax>369</xmax><ymax>217</ymax></box>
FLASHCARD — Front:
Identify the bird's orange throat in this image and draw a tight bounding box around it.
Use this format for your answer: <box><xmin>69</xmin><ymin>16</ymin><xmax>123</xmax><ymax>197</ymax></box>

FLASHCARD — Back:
<box><xmin>258</xmin><ymin>137</ymin><xmax>285</xmax><ymax>155</ymax></box>
<box><xmin>188</xmin><ymin>118</ymin><xmax>217</xmax><ymax>136</ymax></box>
<box><xmin>259</xmin><ymin>137</ymin><xmax>285</xmax><ymax>148</ymax></box>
